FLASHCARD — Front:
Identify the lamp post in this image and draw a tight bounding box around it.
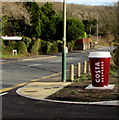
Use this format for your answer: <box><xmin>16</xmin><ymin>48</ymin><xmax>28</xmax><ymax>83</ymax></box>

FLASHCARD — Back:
<box><xmin>62</xmin><ymin>0</ymin><xmax>67</xmax><ymax>82</ymax></box>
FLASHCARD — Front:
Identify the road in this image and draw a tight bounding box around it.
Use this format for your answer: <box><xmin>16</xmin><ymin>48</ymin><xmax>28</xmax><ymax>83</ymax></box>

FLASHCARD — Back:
<box><xmin>1</xmin><ymin>46</ymin><xmax>114</xmax><ymax>89</ymax></box>
<box><xmin>1</xmin><ymin>46</ymin><xmax>119</xmax><ymax>119</ymax></box>
<box><xmin>1</xmin><ymin>88</ymin><xmax>119</xmax><ymax>119</ymax></box>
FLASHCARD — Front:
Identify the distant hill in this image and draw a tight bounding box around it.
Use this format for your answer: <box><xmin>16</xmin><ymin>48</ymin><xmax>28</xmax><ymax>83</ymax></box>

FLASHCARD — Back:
<box><xmin>2</xmin><ymin>2</ymin><xmax>105</xmax><ymax>21</ymax></box>
<box><xmin>38</xmin><ymin>2</ymin><xmax>105</xmax><ymax>20</ymax></box>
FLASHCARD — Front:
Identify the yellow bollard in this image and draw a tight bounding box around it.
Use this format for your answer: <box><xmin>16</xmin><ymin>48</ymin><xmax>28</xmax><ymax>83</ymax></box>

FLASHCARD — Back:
<box><xmin>83</xmin><ymin>61</ymin><xmax>87</xmax><ymax>74</ymax></box>
<box><xmin>69</xmin><ymin>64</ymin><xmax>74</xmax><ymax>81</ymax></box>
<box><xmin>88</xmin><ymin>61</ymin><xmax>90</xmax><ymax>73</ymax></box>
<box><xmin>77</xmin><ymin>62</ymin><xmax>81</xmax><ymax>78</ymax></box>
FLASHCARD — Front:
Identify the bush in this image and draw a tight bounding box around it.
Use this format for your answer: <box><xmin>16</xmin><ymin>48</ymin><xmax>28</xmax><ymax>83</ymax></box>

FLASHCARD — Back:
<box><xmin>0</xmin><ymin>40</ymin><xmax>6</xmax><ymax>53</ymax></box>
<box><xmin>38</xmin><ymin>38</ymin><xmax>42</xmax><ymax>55</ymax></box>
<box><xmin>17</xmin><ymin>41</ymin><xmax>27</xmax><ymax>54</ymax></box>
<box><xmin>57</xmin><ymin>40</ymin><xmax>63</xmax><ymax>52</ymax></box>
<box><xmin>30</xmin><ymin>38</ymin><xmax>40</xmax><ymax>55</ymax></box>
<box><xmin>50</xmin><ymin>42</ymin><xmax>58</xmax><ymax>54</ymax></box>
<box><xmin>112</xmin><ymin>46</ymin><xmax>119</xmax><ymax>67</ymax></box>
<box><xmin>4</xmin><ymin>41</ymin><xmax>16</xmax><ymax>53</ymax></box>
<box><xmin>41</xmin><ymin>41</ymin><xmax>52</xmax><ymax>54</ymax></box>
<box><xmin>67</xmin><ymin>41</ymin><xmax>75</xmax><ymax>52</ymax></box>
<box><xmin>22</xmin><ymin>37</ymin><xmax>32</xmax><ymax>49</ymax></box>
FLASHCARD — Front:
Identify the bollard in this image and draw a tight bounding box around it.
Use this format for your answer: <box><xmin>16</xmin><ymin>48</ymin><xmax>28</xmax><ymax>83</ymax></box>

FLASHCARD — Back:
<box><xmin>69</xmin><ymin>64</ymin><xmax>74</xmax><ymax>81</ymax></box>
<box><xmin>77</xmin><ymin>62</ymin><xmax>81</xmax><ymax>78</ymax></box>
<box><xmin>83</xmin><ymin>61</ymin><xmax>87</xmax><ymax>74</ymax></box>
<box><xmin>13</xmin><ymin>50</ymin><xmax>17</xmax><ymax>56</ymax></box>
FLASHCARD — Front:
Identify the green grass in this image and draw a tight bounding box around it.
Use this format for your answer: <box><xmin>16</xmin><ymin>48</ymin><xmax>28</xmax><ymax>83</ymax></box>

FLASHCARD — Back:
<box><xmin>0</xmin><ymin>53</ymin><xmax>25</xmax><ymax>59</ymax></box>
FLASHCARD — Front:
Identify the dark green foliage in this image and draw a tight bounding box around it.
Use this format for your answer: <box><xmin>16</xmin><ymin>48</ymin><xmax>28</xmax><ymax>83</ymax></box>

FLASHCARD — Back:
<box><xmin>67</xmin><ymin>41</ymin><xmax>75</xmax><ymax>52</ymax></box>
<box><xmin>54</xmin><ymin>15</ymin><xmax>63</xmax><ymax>41</ymax></box>
<box><xmin>30</xmin><ymin>38</ymin><xmax>41</xmax><ymax>55</ymax></box>
<box><xmin>83</xmin><ymin>19</ymin><xmax>97</xmax><ymax>35</ymax></box>
<box><xmin>41</xmin><ymin>41</ymin><xmax>52</xmax><ymax>54</ymax></box>
<box><xmin>5</xmin><ymin>41</ymin><xmax>16</xmax><ymax>53</ymax></box>
<box><xmin>40</xmin><ymin>2</ymin><xmax>57</xmax><ymax>41</ymax></box>
<box><xmin>50</xmin><ymin>42</ymin><xmax>58</xmax><ymax>53</ymax></box>
<box><xmin>38</xmin><ymin>38</ymin><xmax>42</xmax><ymax>55</ymax></box>
<box><xmin>67</xmin><ymin>18</ymin><xmax>85</xmax><ymax>42</ymax></box>
<box><xmin>24</xmin><ymin>2</ymin><xmax>41</xmax><ymax>38</ymax></box>
<box><xmin>2</xmin><ymin>16</ymin><xmax>28</xmax><ymax>36</ymax></box>
<box><xmin>57</xmin><ymin>40</ymin><xmax>63</xmax><ymax>52</ymax></box>
<box><xmin>22</xmin><ymin>37</ymin><xmax>32</xmax><ymax>48</ymax></box>
<box><xmin>3</xmin><ymin>41</ymin><xmax>28</xmax><ymax>55</ymax></box>
<box><xmin>112</xmin><ymin>46</ymin><xmax>119</xmax><ymax>67</ymax></box>
<box><xmin>41</xmin><ymin>41</ymin><xmax>58</xmax><ymax>54</ymax></box>
<box><xmin>17</xmin><ymin>41</ymin><xmax>27</xmax><ymax>54</ymax></box>
<box><xmin>2</xmin><ymin>2</ymin><xmax>95</xmax><ymax>56</ymax></box>
<box><xmin>0</xmin><ymin>40</ymin><xmax>6</xmax><ymax>53</ymax></box>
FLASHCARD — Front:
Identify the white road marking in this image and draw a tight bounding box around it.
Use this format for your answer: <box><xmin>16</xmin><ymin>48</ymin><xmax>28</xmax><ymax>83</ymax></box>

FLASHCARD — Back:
<box><xmin>49</xmin><ymin>58</ymin><xmax>74</xmax><ymax>63</ymax></box>
<box><xmin>21</xmin><ymin>64</ymin><xmax>42</xmax><ymax>68</ymax></box>
<box><xmin>0</xmin><ymin>70</ymin><xmax>5</xmax><ymax>72</ymax></box>
<box><xmin>68</xmin><ymin>58</ymin><xmax>74</xmax><ymax>60</ymax></box>
<box><xmin>0</xmin><ymin>92</ymin><xmax>8</xmax><ymax>96</ymax></box>
<box><xmin>49</xmin><ymin>60</ymin><xmax>61</xmax><ymax>63</ymax></box>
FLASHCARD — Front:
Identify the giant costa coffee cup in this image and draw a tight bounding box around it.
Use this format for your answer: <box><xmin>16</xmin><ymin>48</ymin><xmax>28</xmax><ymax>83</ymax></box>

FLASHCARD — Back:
<box><xmin>89</xmin><ymin>52</ymin><xmax>111</xmax><ymax>87</ymax></box>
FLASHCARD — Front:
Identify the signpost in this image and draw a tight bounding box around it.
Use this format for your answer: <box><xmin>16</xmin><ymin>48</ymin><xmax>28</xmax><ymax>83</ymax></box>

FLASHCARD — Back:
<box><xmin>1</xmin><ymin>36</ymin><xmax>22</xmax><ymax>40</ymax></box>
<box><xmin>62</xmin><ymin>0</ymin><xmax>67</xmax><ymax>82</ymax></box>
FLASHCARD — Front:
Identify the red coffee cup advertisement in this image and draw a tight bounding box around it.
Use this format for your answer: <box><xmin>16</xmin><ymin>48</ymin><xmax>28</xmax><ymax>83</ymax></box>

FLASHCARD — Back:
<box><xmin>89</xmin><ymin>52</ymin><xmax>111</xmax><ymax>87</ymax></box>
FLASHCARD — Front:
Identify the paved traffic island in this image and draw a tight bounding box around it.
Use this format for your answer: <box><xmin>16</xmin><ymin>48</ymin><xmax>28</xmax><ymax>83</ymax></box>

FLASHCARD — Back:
<box><xmin>16</xmin><ymin>76</ymin><xmax>119</xmax><ymax>106</ymax></box>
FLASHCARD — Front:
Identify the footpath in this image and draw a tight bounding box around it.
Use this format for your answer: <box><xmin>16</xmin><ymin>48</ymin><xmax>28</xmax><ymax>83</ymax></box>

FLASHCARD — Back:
<box><xmin>2</xmin><ymin>54</ymin><xmax>119</xmax><ymax>106</ymax></box>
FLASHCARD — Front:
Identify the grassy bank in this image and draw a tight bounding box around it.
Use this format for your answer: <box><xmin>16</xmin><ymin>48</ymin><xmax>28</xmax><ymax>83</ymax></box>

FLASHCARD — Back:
<box><xmin>0</xmin><ymin>53</ymin><xmax>25</xmax><ymax>59</ymax></box>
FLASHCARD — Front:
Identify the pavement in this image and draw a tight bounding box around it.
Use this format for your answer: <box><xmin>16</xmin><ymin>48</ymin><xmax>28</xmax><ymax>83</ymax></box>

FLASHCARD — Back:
<box><xmin>1</xmin><ymin>51</ymin><xmax>119</xmax><ymax>106</ymax></box>
<box><xmin>16</xmin><ymin>72</ymin><xmax>119</xmax><ymax>106</ymax></box>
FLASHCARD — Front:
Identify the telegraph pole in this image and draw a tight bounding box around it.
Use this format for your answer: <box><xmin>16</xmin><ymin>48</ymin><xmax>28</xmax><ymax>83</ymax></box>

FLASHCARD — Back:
<box><xmin>62</xmin><ymin>0</ymin><xmax>67</xmax><ymax>82</ymax></box>
<box><xmin>97</xmin><ymin>17</ymin><xmax>99</xmax><ymax>43</ymax></box>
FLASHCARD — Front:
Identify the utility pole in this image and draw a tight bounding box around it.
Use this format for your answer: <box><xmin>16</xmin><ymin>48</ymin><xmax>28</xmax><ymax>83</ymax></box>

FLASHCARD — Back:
<box><xmin>62</xmin><ymin>0</ymin><xmax>67</xmax><ymax>82</ymax></box>
<box><xmin>97</xmin><ymin>17</ymin><xmax>99</xmax><ymax>43</ymax></box>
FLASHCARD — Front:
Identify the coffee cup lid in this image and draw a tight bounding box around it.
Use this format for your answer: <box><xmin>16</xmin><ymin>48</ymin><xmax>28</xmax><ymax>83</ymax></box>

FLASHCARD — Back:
<box><xmin>89</xmin><ymin>51</ymin><xmax>111</xmax><ymax>58</ymax></box>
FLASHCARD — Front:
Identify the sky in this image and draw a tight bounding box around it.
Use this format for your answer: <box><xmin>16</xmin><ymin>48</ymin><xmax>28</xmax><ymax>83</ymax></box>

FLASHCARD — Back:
<box><xmin>1</xmin><ymin>0</ymin><xmax>118</xmax><ymax>6</ymax></box>
<box><xmin>58</xmin><ymin>0</ymin><xmax>119</xmax><ymax>6</ymax></box>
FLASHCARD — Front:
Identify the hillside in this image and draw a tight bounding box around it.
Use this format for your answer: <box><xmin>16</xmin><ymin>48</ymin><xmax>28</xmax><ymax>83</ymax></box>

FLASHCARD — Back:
<box><xmin>2</xmin><ymin>2</ymin><xmax>117</xmax><ymax>38</ymax></box>
<box><xmin>2</xmin><ymin>2</ymin><xmax>107</xmax><ymax>23</ymax></box>
<box><xmin>38</xmin><ymin>2</ymin><xmax>104</xmax><ymax>20</ymax></box>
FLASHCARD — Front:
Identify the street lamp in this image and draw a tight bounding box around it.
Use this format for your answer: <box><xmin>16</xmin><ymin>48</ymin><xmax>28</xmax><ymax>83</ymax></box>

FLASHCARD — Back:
<box><xmin>62</xmin><ymin>0</ymin><xmax>67</xmax><ymax>82</ymax></box>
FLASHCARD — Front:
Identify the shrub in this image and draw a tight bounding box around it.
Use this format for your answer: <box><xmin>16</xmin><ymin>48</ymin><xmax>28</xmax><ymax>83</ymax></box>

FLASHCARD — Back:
<box><xmin>112</xmin><ymin>46</ymin><xmax>119</xmax><ymax>67</ymax></box>
<box><xmin>67</xmin><ymin>41</ymin><xmax>75</xmax><ymax>52</ymax></box>
<box><xmin>30</xmin><ymin>38</ymin><xmax>40</xmax><ymax>55</ymax></box>
<box><xmin>57</xmin><ymin>40</ymin><xmax>63</xmax><ymax>52</ymax></box>
<box><xmin>41</xmin><ymin>41</ymin><xmax>52</xmax><ymax>54</ymax></box>
<box><xmin>4</xmin><ymin>41</ymin><xmax>16</xmax><ymax>53</ymax></box>
<box><xmin>0</xmin><ymin>40</ymin><xmax>6</xmax><ymax>53</ymax></box>
<box><xmin>38</xmin><ymin>38</ymin><xmax>42</xmax><ymax>55</ymax></box>
<box><xmin>50</xmin><ymin>42</ymin><xmax>58</xmax><ymax>54</ymax></box>
<box><xmin>17</xmin><ymin>41</ymin><xmax>27</xmax><ymax>54</ymax></box>
<box><xmin>22</xmin><ymin>37</ymin><xmax>31</xmax><ymax>48</ymax></box>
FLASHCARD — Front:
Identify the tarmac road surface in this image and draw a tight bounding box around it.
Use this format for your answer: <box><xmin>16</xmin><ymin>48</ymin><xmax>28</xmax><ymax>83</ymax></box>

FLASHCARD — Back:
<box><xmin>1</xmin><ymin>88</ymin><xmax>119</xmax><ymax>119</ymax></box>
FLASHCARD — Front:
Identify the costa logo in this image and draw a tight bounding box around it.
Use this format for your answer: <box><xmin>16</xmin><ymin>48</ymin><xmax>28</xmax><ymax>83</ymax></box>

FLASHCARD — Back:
<box><xmin>95</xmin><ymin>62</ymin><xmax>104</xmax><ymax>83</ymax></box>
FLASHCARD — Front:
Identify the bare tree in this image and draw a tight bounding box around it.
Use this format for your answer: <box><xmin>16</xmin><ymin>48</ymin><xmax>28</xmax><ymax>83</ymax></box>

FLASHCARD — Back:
<box><xmin>2</xmin><ymin>2</ymin><xmax>31</xmax><ymax>24</ymax></box>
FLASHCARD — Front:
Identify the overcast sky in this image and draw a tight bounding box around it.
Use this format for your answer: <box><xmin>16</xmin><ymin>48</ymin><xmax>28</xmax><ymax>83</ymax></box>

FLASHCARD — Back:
<box><xmin>58</xmin><ymin>0</ymin><xmax>119</xmax><ymax>6</ymax></box>
<box><xmin>2</xmin><ymin>0</ymin><xmax>119</xmax><ymax>6</ymax></box>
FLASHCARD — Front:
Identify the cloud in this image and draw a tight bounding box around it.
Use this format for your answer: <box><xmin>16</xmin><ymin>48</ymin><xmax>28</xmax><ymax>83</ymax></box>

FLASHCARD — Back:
<box><xmin>57</xmin><ymin>0</ymin><xmax>118</xmax><ymax>3</ymax></box>
<box><xmin>1</xmin><ymin>0</ymin><xmax>118</xmax><ymax>5</ymax></box>
<box><xmin>66</xmin><ymin>0</ymin><xmax>118</xmax><ymax>3</ymax></box>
